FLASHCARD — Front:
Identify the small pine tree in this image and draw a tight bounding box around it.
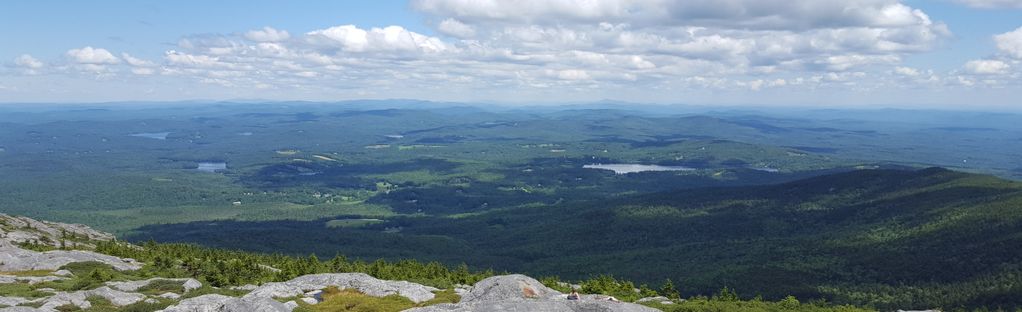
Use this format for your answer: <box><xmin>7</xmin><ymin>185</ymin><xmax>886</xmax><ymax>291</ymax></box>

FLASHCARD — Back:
<box><xmin>661</xmin><ymin>279</ymin><xmax>680</xmax><ymax>300</ymax></box>
<box><xmin>713</xmin><ymin>286</ymin><xmax>739</xmax><ymax>302</ymax></box>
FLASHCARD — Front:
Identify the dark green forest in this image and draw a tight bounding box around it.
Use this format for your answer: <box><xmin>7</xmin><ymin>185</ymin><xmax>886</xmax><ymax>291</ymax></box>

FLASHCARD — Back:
<box><xmin>126</xmin><ymin>168</ymin><xmax>1022</xmax><ymax>311</ymax></box>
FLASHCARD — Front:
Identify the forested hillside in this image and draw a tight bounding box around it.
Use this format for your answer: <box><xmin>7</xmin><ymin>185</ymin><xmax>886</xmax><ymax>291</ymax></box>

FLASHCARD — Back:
<box><xmin>131</xmin><ymin>168</ymin><xmax>1022</xmax><ymax>310</ymax></box>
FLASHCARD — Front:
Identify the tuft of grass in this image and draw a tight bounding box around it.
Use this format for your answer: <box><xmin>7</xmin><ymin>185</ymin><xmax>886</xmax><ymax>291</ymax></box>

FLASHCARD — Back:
<box><xmin>416</xmin><ymin>289</ymin><xmax>460</xmax><ymax>307</ymax></box>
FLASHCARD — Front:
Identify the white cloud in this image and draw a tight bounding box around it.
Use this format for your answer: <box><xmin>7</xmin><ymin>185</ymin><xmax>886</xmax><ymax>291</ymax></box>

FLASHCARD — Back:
<box><xmin>14</xmin><ymin>54</ymin><xmax>43</xmax><ymax>69</ymax></box>
<box><xmin>245</xmin><ymin>26</ymin><xmax>291</xmax><ymax>42</ymax></box>
<box><xmin>413</xmin><ymin>0</ymin><xmax>941</xmax><ymax>30</ymax></box>
<box><xmin>954</xmin><ymin>0</ymin><xmax>1022</xmax><ymax>8</ymax></box>
<box><xmin>131</xmin><ymin>67</ymin><xmax>155</xmax><ymax>75</ymax></box>
<box><xmin>438</xmin><ymin>18</ymin><xmax>476</xmax><ymax>38</ymax></box>
<box><xmin>11</xmin><ymin>1</ymin><xmax>1007</xmax><ymax>105</ymax></box>
<box><xmin>894</xmin><ymin>66</ymin><xmax>920</xmax><ymax>76</ymax></box>
<box><xmin>306</xmin><ymin>25</ymin><xmax>447</xmax><ymax>53</ymax></box>
<box><xmin>66</xmin><ymin>46</ymin><xmax>120</xmax><ymax>64</ymax></box>
<box><xmin>964</xmin><ymin>59</ymin><xmax>1010</xmax><ymax>74</ymax></box>
<box><xmin>551</xmin><ymin>69</ymin><xmax>591</xmax><ymax>80</ymax></box>
<box><xmin>165</xmin><ymin>50</ymin><xmax>222</xmax><ymax>68</ymax></box>
<box><xmin>121</xmin><ymin>53</ymin><xmax>155</xmax><ymax>67</ymax></box>
<box><xmin>994</xmin><ymin>26</ymin><xmax>1022</xmax><ymax>59</ymax></box>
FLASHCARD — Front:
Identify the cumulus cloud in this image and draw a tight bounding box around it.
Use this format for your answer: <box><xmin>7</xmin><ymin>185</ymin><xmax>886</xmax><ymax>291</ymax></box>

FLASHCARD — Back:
<box><xmin>894</xmin><ymin>66</ymin><xmax>920</xmax><ymax>76</ymax></box>
<box><xmin>964</xmin><ymin>59</ymin><xmax>1010</xmax><ymax>74</ymax></box>
<box><xmin>994</xmin><ymin>26</ymin><xmax>1022</xmax><ymax>59</ymax></box>
<box><xmin>66</xmin><ymin>46</ymin><xmax>120</xmax><ymax>64</ymax></box>
<box><xmin>306</xmin><ymin>25</ymin><xmax>447</xmax><ymax>53</ymax></box>
<box><xmin>413</xmin><ymin>0</ymin><xmax>941</xmax><ymax>30</ymax></box>
<box><xmin>412</xmin><ymin>0</ymin><xmax>949</xmax><ymax>73</ymax></box>
<box><xmin>7</xmin><ymin>0</ymin><xmax>1000</xmax><ymax>103</ymax></box>
<box><xmin>14</xmin><ymin>54</ymin><xmax>43</xmax><ymax>69</ymax></box>
<box><xmin>437</xmin><ymin>18</ymin><xmax>476</xmax><ymax>38</ymax></box>
<box><xmin>245</xmin><ymin>26</ymin><xmax>291</xmax><ymax>42</ymax></box>
<box><xmin>954</xmin><ymin>0</ymin><xmax>1022</xmax><ymax>8</ymax></box>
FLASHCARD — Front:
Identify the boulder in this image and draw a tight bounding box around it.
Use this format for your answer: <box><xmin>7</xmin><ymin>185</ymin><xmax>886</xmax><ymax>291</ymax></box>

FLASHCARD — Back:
<box><xmin>460</xmin><ymin>274</ymin><xmax>563</xmax><ymax>302</ymax></box>
<box><xmin>403</xmin><ymin>275</ymin><xmax>661</xmax><ymax>312</ymax></box>
<box><xmin>52</xmin><ymin>270</ymin><xmax>73</xmax><ymax>277</ymax></box>
<box><xmin>244</xmin><ymin>273</ymin><xmax>438</xmax><ymax>303</ymax></box>
<box><xmin>159</xmin><ymin>292</ymin><xmax>182</xmax><ymax>299</ymax></box>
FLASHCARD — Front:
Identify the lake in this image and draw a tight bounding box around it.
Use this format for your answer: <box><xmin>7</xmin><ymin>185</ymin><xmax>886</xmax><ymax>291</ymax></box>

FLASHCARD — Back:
<box><xmin>130</xmin><ymin>132</ymin><xmax>171</xmax><ymax>140</ymax></box>
<box><xmin>584</xmin><ymin>163</ymin><xmax>695</xmax><ymax>174</ymax></box>
<box><xmin>196</xmin><ymin>162</ymin><xmax>227</xmax><ymax>173</ymax></box>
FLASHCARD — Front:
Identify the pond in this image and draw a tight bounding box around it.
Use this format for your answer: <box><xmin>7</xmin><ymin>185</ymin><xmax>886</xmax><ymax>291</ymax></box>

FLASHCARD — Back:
<box><xmin>584</xmin><ymin>163</ymin><xmax>696</xmax><ymax>174</ymax></box>
<box><xmin>196</xmin><ymin>162</ymin><xmax>227</xmax><ymax>173</ymax></box>
<box><xmin>130</xmin><ymin>132</ymin><xmax>171</xmax><ymax>140</ymax></box>
<box><xmin>750</xmin><ymin>167</ymin><xmax>780</xmax><ymax>173</ymax></box>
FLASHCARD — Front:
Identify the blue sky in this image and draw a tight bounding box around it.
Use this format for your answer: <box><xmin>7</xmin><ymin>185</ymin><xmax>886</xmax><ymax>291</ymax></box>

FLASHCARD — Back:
<box><xmin>2</xmin><ymin>0</ymin><xmax>1021</xmax><ymax>109</ymax></box>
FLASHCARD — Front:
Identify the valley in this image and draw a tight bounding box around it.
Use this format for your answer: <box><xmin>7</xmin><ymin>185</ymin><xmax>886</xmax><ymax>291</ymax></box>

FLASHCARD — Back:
<box><xmin>0</xmin><ymin>102</ymin><xmax>1020</xmax><ymax>311</ymax></box>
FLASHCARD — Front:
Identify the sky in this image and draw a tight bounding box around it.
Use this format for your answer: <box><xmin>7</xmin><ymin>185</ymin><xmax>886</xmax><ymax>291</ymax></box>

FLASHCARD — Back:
<box><xmin>1</xmin><ymin>0</ymin><xmax>1021</xmax><ymax>109</ymax></box>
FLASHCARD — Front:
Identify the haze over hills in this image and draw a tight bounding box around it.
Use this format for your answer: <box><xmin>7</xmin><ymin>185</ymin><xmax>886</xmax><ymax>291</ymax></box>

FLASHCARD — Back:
<box><xmin>0</xmin><ymin>103</ymin><xmax>1020</xmax><ymax>311</ymax></box>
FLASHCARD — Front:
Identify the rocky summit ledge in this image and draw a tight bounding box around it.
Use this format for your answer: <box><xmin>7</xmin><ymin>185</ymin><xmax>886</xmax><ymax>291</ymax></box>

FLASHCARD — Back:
<box><xmin>0</xmin><ymin>214</ymin><xmax>662</xmax><ymax>312</ymax></box>
<box><xmin>405</xmin><ymin>274</ymin><xmax>660</xmax><ymax>312</ymax></box>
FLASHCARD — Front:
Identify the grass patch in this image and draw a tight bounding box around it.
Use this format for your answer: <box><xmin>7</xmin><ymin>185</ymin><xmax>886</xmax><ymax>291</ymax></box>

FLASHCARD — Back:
<box><xmin>136</xmin><ymin>279</ymin><xmax>186</xmax><ymax>296</ymax></box>
<box><xmin>302</xmin><ymin>287</ymin><xmax>415</xmax><ymax>312</ymax></box>
<box><xmin>299</xmin><ymin>287</ymin><xmax>461</xmax><ymax>312</ymax></box>
<box><xmin>417</xmin><ymin>289</ymin><xmax>461</xmax><ymax>307</ymax></box>
<box><xmin>0</xmin><ymin>270</ymin><xmax>54</xmax><ymax>277</ymax></box>
<box><xmin>180</xmin><ymin>286</ymin><xmax>249</xmax><ymax>299</ymax></box>
<box><xmin>0</xmin><ymin>282</ymin><xmax>53</xmax><ymax>298</ymax></box>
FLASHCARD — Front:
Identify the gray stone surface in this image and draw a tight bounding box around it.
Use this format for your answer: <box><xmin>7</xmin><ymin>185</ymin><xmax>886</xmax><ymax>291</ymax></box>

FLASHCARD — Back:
<box><xmin>159</xmin><ymin>292</ymin><xmax>182</xmax><ymax>299</ymax></box>
<box><xmin>0</xmin><ymin>295</ymin><xmax>31</xmax><ymax>307</ymax></box>
<box><xmin>0</xmin><ymin>248</ymin><xmax>142</xmax><ymax>272</ymax></box>
<box><xmin>461</xmin><ymin>274</ymin><xmax>563</xmax><ymax>302</ymax></box>
<box><xmin>636</xmin><ymin>296</ymin><xmax>674</xmax><ymax>305</ymax></box>
<box><xmin>220</xmin><ymin>296</ymin><xmax>291</xmax><ymax>312</ymax></box>
<box><xmin>159</xmin><ymin>294</ymin><xmax>290</xmax><ymax>312</ymax></box>
<box><xmin>107</xmin><ymin>278</ymin><xmax>202</xmax><ymax>292</ymax></box>
<box><xmin>0</xmin><ymin>275</ymin><xmax>64</xmax><ymax>285</ymax></box>
<box><xmin>0</xmin><ymin>214</ymin><xmax>114</xmax><ymax>249</ymax></box>
<box><xmin>403</xmin><ymin>275</ymin><xmax>661</xmax><ymax>312</ymax></box>
<box><xmin>38</xmin><ymin>286</ymin><xmax>145</xmax><ymax>311</ymax></box>
<box><xmin>0</xmin><ymin>307</ymin><xmax>46</xmax><ymax>312</ymax></box>
<box><xmin>403</xmin><ymin>300</ymin><xmax>661</xmax><ymax>312</ymax></box>
<box><xmin>244</xmin><ymin>273</ymin><xmax>438</xmax><ymax>303</ymax></box>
